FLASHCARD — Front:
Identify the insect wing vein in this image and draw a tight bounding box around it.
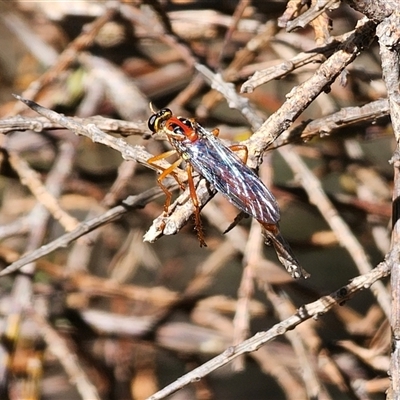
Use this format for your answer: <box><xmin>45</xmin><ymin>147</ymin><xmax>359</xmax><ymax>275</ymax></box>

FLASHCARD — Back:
<box><xmin>182</xmin><ymin>124</ymin><xmax>280</xmax><ymax>224</ymax></box>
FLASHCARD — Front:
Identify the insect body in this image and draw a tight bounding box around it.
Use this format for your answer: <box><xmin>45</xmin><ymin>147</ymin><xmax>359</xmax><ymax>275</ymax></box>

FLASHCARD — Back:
<box><xmin>148</xmin><ymin>108</ymin><xmax>309</xmax><ymax>279</ymax></box>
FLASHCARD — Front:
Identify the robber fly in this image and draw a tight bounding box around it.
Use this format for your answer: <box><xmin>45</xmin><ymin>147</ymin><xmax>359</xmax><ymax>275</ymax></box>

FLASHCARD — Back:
<box><xmin>147</xmin><ymin>108</ymin><xmax>309</xmax><ymax>279</ymax></box>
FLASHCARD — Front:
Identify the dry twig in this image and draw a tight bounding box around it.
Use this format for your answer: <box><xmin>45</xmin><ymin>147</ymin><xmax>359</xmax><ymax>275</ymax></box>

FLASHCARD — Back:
<box><xmin>147</xmin><ymin>260</ymin><xmax>390</xmax><ymax>400</ymax></box>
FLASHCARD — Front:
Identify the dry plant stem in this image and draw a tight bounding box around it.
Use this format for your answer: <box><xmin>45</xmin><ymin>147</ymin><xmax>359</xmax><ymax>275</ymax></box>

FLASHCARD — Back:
<box><xmin>192</xmin><ymin>308</ymin><xmax>307</xmax><ymax>399</ymax></box>
<box><xmin>31</xmin><ymin>309</ymin><xmax>101</xmax><ymax>400</ymax></box>
<box><xmin>0</xmin><ymin>184</ymin><xmax>177</xmax><ymax>276</ymax></box>
<box><xmin>285</xmin><ymin>0</ymin><xmax>340</xmax><ymax>32</ymax></box>
<box><xmin>0</xmin><ymin>115</ymin><xmax>148</xmax><ymax>136</ymax></box>
<box><xmin>278</xmin><ymin>0</ymin><xmax>304</xmax><ymax>27</ymax></box>
<box><xmin>376</xmin><ymin>11</ymin><xmax>400</xmax><ymax>399</ymax></box>
<box><xmin>279</xmin><ymin>145</ymin><xmax>391</xmax><ymax>318</ymax></box>
<box><xmin>346</xmin><ymin>0</ymin><xmax>395</xmax><ymax>22</ymax></box>
<box><xmin>242</xmin><ymin>46</ymin><xmax>327</xmax><ymax>91</ymax></box>
<box><xmin>195</xmin><ymin>63</ymin><xmax>264</xmax><ymax>131</ymax></box>
<box><xmin>245</xmin><ymin>18</ymin><xmax>376</xmax><ymax>166</ymax></box>
<box><xmin>12</xmin><ymin>95</ymin><xmax>186</xmax><ymax>182</ymax></box>
<box><xmin>241</xmin><ymin>29</ymin><xmax>355</xmax><ymax>91</ymax></box>
<box><xmin>309</xmin><ymin>1</ymin><xmax>332</xmax><ymax>45</ymax></box>
<box><xmin>273</xmin><ymin>98</ymin><xmax>390</xmax><ymax>147</ymax></box>
<box><xmin>12</xmin><ymin>7</ymin><xmax>116</xmax><ymax>115</ymax></box>
<box><xmin>146</xmin><ymin>261</ymin><xmax>390</xmax><ymax>400</ymax></box>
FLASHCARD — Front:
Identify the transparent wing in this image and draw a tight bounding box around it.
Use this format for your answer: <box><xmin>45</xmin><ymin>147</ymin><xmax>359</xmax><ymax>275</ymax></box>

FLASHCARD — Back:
<box><xmin>181</xmin><ymin>125</ymin><xmax>280</xmax><ymax>225</ymax></box>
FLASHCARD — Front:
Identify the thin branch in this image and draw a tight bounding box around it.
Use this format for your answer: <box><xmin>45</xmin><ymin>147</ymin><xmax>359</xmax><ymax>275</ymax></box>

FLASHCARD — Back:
<box><xmin>146</xmin><ymin>260</ymin><xmax>390</xmax><ymax>400</ymax></box>
<box><xmin>272</xmin><ymin>98</ymin><xmax>390</xmax><ymax>147</ymax></box>
<box><xmin>195</xmin><ymin>63</ymin><xmax>264</xmax><ymax>130</ymax></box>
<box><xmin>241</xmin><ymin>29</ymin><xmax>356</xmax><ymax>92</ymax></box>
<box><xmin>0</xmin><ymin>184</ymin><xmax>177</xmax><ymax>276</ymax></box>
<box><xmin>247</xmin><ymin>17</ymin><xmax>377</xmax><ymax>167</ymax></box>
<box><xmin>376</xmin><ymin>10</ymin><xmax>400</xmax><ymax>399</ymax></box>
<box><xmin>0</xmin><ymin>114</ymin><xmax>148</xmax><ymax>137</ymax></box>
<box><xmin>284</xmin><ymin>0</ymin><xmax>340</xmax><ymax>32</ymax></box>
<box><xmin>11</xmin><ymin>95</ymin><xmax>186</xmax><ymax>181</ymax></box>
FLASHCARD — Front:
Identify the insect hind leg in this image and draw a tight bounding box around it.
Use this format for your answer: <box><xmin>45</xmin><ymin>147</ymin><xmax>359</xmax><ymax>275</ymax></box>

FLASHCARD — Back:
<box><xmin>187</xmin><ymin>165</ymin><xmax>207</xmax><ymax>247</ymax></box>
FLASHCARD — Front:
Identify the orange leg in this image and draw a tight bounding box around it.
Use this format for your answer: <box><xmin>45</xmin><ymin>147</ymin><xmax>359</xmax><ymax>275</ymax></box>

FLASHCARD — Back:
<box><xmin>229</xmin><ymin>144</ymin><xmax>248</xmax><ymax>164</ymax></box>
<box><xmin>155</xmin><ymin>158</ymin><xmax>185</xmax><ymax>214</ymax></box>
<box><xmin>147</xmin><ymin>149</ymin><xmax>177</xmax><ymax>163</ymax></box>
<box><xmin>211</xmin><ymin>128</ymin><xmax>220</xmax><ymax>137</ymax></box>
<box><xmin>148</xmin><ymin>150</ymin><xmax>185</xmax><ymax>188</ymax></box>
<box><xmin>187</xmin><ymin>164</ymin><xmax>207</xmax><ymax>247</ymax></box>
<box><xmin>148</xmin><ymin>150</ymin><xmax>187</xmax><ymax>186</ymax></box>
<box><xmin>147</xmin><ymin>150</ymin><xmax>188</xmax><ymax>214</ymax></box>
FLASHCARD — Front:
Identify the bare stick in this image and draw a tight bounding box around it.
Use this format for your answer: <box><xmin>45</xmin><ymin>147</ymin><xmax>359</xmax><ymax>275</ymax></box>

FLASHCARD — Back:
<box><xmin>284</xmin><ymin>0</ymin><xmax>340</xmax><ymax>32</ymax></box>
<box><xmin>11</xmin><ymin>95</ymin><xmax>186</xmax><ymax>182</ymax></box>
<box><xmin>246</xmin><ymin>17</ymin><xmax>376</xmax><ymax>168</ymax></box>
<box><xmin>0</xmin><ymin>184</ymin><xmax>176</xmax><ymax>277</ymax></box>
<box><xmin>376</xmin><ymin>11</ymin><xmax>400</xmax><ymax>398</ymax></box>
<box><xmin>241</xmin><ymin>29</ymin><xmax>360</xmax><ymax>93</ymax></box>
<box><xmin>272</xmin><ymin>98</ymin><xmax>390</xmax><ymax>148</ymax></box>
<box><xmin>146</xmin><ymin>261</ymin><xmax>390</xmax><ymax>400</ymax></box>
<box><xmin>0</xmin><ymin>114</ymin><xmax>148</xmax><ymax>137</ymax></box>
